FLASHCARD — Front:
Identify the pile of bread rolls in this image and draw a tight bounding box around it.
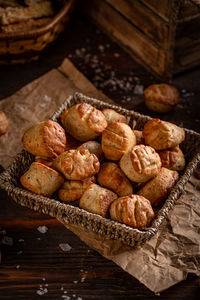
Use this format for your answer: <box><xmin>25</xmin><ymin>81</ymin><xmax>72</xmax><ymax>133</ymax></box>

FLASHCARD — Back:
<box><xmin>20</xmin><ymin>102</ymin><xmax>186</xmax><ymax>231</ymax></box>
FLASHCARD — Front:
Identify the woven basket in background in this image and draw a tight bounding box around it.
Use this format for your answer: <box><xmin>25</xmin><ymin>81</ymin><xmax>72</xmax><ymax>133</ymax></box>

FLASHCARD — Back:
<box><xmin>0</xmin><ymin>0</ymin><xmax>75</xmax><ymax>64</ymax></box>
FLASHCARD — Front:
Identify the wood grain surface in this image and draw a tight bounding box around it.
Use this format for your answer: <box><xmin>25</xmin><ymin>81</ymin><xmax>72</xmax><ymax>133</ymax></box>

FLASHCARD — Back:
<box><xmin>0</xmin><ymin>11</ymin><xmax>200</xmax><ymax>300</ymax></box>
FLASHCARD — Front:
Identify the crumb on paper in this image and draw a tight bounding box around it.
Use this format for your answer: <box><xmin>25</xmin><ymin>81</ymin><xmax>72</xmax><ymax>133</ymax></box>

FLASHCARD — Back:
<box><xmin>81</xmin><ymin>277</ymin><xmax>85</xmax><ymax>282</ymax></box>
<box><xmin>40</xmin><ymin>103</ymin><xmax>46</xmax><ymax>108</ymax></box>
<box><xmin>43</xmin><ymin>95</ymin><xmax>52</xmax><ymax>102</ymax></box>
<box><xmin>18</xmin><ymin>238</ymin><xmax>24</xmax><ymax>242</ymax></box>
<box><xmin>59</xmin><ymin>243</ymin><xmax>72</xmax><ymax>252</ymax></box>
<box><xmin>37</xmin><ymin>226</ymin><xmax>48</xmax><ymax>234</ymax></box>
<box><xmin>73</xmin><ymin>280</ymin><xmax>78</xmax><ymax>284</ymax></box>
<box><xmin>61</xmin><ymin>296</ymin><xmax>71</xmax><ymax>299</ymax></box>
<box><xmin>16</xmin><ymin>265</ymin><xmax>20</xmax><ymax>269</ymax></box>
<box><xmin>191</xmin><ymin>196</ymin><xmax>197</xmax><ymax>201</ymax></box>
<box><xmin>36</xmin><ymin>287</ymin><xmax>48</xmax><ymax>296</ymax></box>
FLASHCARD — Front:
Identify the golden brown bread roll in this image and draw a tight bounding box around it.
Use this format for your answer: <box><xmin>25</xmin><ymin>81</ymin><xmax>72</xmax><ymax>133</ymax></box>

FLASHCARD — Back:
<box><xmin>35</xmin><ymin>156</ymin><xmax>54</xmax><ymax>167</ymax></box>
<box><xmin>61</xmin><ymin>103</ymin><xmax>107</xmax><ymax>141</ymax></box>
<box><xmin>144</xmin><ymin>83</ymin><xmax>179</xmax><ymax>113</ymax></box>
<box><xmin>137</xmin><ymin>167</ymin><xmax>179</xmax><ymax>207</ymax></box>
<box><xmin>22</xmin><ymin>120</ymin><xmax>66</xmax><ymax>159</ymax></box>
<box><xmin>133</xmin><ymin>130</ymin><xmax>145</xmax><ymax>145</ymax></box>
<box><xmin>120</xmin><ymin>144</ymin><xmax>161</xmax><ymax>183</ymax></box>
<box><xmin>20</xmin><ymin>162</ymin><xmax>64</xmax><ymax>197</ymax></box>
<box><xmin>101</xmin><ymin>122</ymin><xmax>136</xmax><ymax>161</ymax></box>
<box><xmin>158</xmin><ymin>146</ymin><xmax>185</xmax><ymax>171</ymax></box>
<box><xmin>77</xmin><ymin>140</ymin><xmax>104</xmax><ymax>161</ymax></box>
<box><xmin>97</xmin><ymin>162</ymin><xmax>133</xmax><ymax>196</ymax></box>
<box><xmin>58</xmin><ymin>176</ymin><xmax>96</xmax><ymax>203</ymax></box>
<box><xmin>0</xmin><ymin>111</ymin><xmax>9</xmax><ymax>136</ymax></box>
<box><xmin>79</xmin><ymin>184</ymin><xmax>118</xmax><ymax>217</ymax></box>
<box><xmin>109</xmin><ymin>195</ymin><xmax>155</xmax><ymax>229</ymax></box>
<box><xmin>52</xmin><ymin>149</ymin><xmax>100</xmax><ymax>180</ymax></box>
<box><xmin>102</xmin><ymin>108</ymin><xmax>127</xmax><ymax>124</ymax></box>
<box><xmin>143</xmin><ymin>118</ymin><xmax>185</xmax><ymax>150</ymax></box>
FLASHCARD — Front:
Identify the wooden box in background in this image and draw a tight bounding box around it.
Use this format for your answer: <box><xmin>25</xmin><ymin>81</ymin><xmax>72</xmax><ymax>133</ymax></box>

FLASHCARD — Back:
<box><xmin>78</xmin><ymin>0</ymin><xmax>200</xmax><ymax>80</ymax></box>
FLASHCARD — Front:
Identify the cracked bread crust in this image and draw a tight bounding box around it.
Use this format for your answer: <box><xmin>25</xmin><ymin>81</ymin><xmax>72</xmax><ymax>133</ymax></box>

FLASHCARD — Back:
<box><xmin>61</xmin><ymin>103</ymin><xmax>107</xmax><ymax>141</ymax></box>
<box><xmin>109</xmin><ymin>194</ymin><xmax>155</xmax><ymax>230</ymax></box>
<box><xmin>143</xmin><ymin>118</ymin><xmax>185</xmax><ymax>150</ymax></box>
<box><xmin>120</xmin><ymin>144</ymin><xmax>161</xmax><ymax>183</ymax></box>
<box><xmin>52</xmin><ymin>149</ymin><xmax>100</xmax><ymax>180</ymax></box>
<box><xmin>79</xmin><ymin>183</ymin><xmax>118</xmax><ymax>218</ymax></box>
<box><xmin>137</xmin><ymin>167</ymin><xmax>179</xmax><ymax>207</ymax></box>
<box><xmin>20</xmin><ymin>162</ymin><xmax>64</xmax><ymax>197</ymax></box>
<box><xmin>101</xmin><ymin>122</ymin><xmax>136</xmax><ymax>161</ymax></box>
<box><xmin>22</xmin><ymin>120</ymin><xmax>66</xmax><ymax>159</ymax></box>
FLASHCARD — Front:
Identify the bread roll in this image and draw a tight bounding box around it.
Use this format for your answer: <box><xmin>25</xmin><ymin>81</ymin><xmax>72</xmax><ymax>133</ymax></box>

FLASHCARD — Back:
<box><xmin>102</xmin><ymin>108</ymin><xmax>127</xmax><ymax>124</ymax></box>
<box><xmin>137</xmin><ymin>167</ymin><xmax>179</xmax><ymax>207</ymax></box>
<box><xmin>58</xmin><ymin>176</ymin><xmax>96</xmax><ymax>203</ymax></box>
<box><xmin>102</xmin><ymin>122</ymin><xmax>136</xmax><ymax>161</ymax></box>
<box><xmin>79</xmin><ymin>184</ymin><xmax>118</xmax><ymax>217</ymax></box>
<box><xmin>158</xmin><ymin>146</ymin><xmax>185</xmax><ymax>171</ymax></box>
<box><xmin>35</xmin><ymin>156</ymin><xmax>54</xmax><ymax>167</ymax></box>
<box><xmin>22</xmin><ymin>120</ymin><xmax>66</xmax><ymax>159</ymax></box>
<box><xmin>61</xmin><ymin>103</ymin><xmax>107</xmax><ymax>141</ymax></box>
<box><xmin>20</xmin><ymin>162</ymin><xmax>64</xmax><ymax>197</ymax></box>
<box><xmin>78</xmin><ymin>140</ymin><xmax>104</xmax><ymax>161</ymax></box>
<box><xmin>143</xmin><ymin>118</ymin><xmax>185</xmax><ymax>150</ymax></box>
<box><xmin>0</xmin><ymin>111</ymin><xmax>9</xmax><ymax>136</ymax></box>
<box><xmin>97</xmin><ymin>162</ymin><xmax>133</xmax><ymax>196</ymax></box>
<box><xmin>133</xmin><ymin>130</ymin><xmax>145</xmax><ymax>145</ymax></box>
<box><xmin>120</xmin><ymin>144</ymin><xmax>161</xmax><ymax>182</ymax></box>
<box><xmin>144</xmin><ymin>83</ymin><xmax>179</xmax><ymax>113</ymax></box>
<box><xmin>109</xmin><ymin>195</ymin><xmax>155</xmax><ymax>229</ymax></box>
<box><xmin>53</xmin><ymin>149</ymin><xmax>100</xmax><ymax>180</ymax></box>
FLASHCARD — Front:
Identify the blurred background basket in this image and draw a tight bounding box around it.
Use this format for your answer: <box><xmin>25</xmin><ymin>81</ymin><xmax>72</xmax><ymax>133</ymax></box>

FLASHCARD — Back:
<box><xmin>0</xmin><ymin>0</ymin><xmax>75</xmax><ymax>64</ymax></box>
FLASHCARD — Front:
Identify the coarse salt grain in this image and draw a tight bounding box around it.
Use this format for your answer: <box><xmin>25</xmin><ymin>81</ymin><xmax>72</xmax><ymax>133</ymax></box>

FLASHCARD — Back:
<box><xmin>37</xmin><ymin>226</ymin><xmax>48</xmax><ymax>234</ymax></box>
<box><xmin>133</xmin><ymin>84</ymin><xmax>144</xmax><ymax>95</ymax></box>
<box><xmin>59</xmin><ymin>243</ymin><xmax>72</xmax><ymax>252</ymax></box>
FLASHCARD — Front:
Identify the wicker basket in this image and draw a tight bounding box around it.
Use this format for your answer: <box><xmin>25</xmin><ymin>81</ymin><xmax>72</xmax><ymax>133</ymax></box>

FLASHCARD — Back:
<box><xmin>0</xmin><ymin>0</ymin><xmax>75</xmax><ymax>64</ymax></box>
<box><xmin>0</xmin><ymin>92</ymin><xmax>200</xmax><ymax>247</ymax></box>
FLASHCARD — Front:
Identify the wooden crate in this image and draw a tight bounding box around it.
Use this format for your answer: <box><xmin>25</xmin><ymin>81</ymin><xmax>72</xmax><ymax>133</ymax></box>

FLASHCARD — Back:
<box><xmin>78</xmin><ymin>0</ymin><xmax>200</xmax><ymax>80</ymax></box>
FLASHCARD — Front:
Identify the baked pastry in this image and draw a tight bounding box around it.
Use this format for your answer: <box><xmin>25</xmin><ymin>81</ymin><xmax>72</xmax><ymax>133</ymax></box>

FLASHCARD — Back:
<box><xmin>79</xmin><ymin>183</ymin><xmax>117</xmax><ymax>217</ymax></box>
<box><xmin>137</xmin><ymin>167</ymin><xmax>179</xmax><ymax>207</ymax></box>
<box><xmin>0</xmin><ymin>111</ymin><xmax>9</xmax><ymax>136</ymax></box>
<box><xmin>97</xmin><ymin>162</ymin><xmax>133</xmax><ymax>196</ymax></box>
<box><xmin>102</xmin><ymin>108</ymin><xmax>127</xmax><ymax>124</ymax></box>
<box><xmin>77</xmin><ymin>141</ymin><xmax>104</xmax><ymax>161</ymax></box>
<box><xmin>109</xmin><ymin>195</ymin><xmax>155</xmax><ymax>229</ymax></box>
<box><xmin>61</xmin><ymin>103</ymin><xmax>107</xmax><ymax>141</ymax></box>
<box><xmin>144</xmin><ymin>83</ymin><xmax>179</xmax><ymax>113</ymax></box>
<box><xmin>133</xmin><ymin>130</ymin><xmax>145</xmax><ymax>145</ymax></box>
<box><xmin>20</xmin><ymin>162</ymin><xmax>64</xmax><ymax>197</ymax></box>
<box><xmin>120</xmin><ymin>144</ymin><xmax>161</xmax><ymax>182</ymax></box>
<box><xmin>22</xmin><ymin>120</ymin><xmax>66</xmax><ymax>159</ymax></box>
<box><xmin>35</xmin><ymin>156</ymin><xmax>54</xmax><ymax>167</ymax></box>
<box><xmin>143</xmin><ymin>118</ymin><xmax>185</xmax><ymax>150</ymax></box>
<box><xmin>52</xmin><ymin>149</ymin><xmax>100</xmax><ymax>180</ymax></box>
<box><xmin>158</xmin><ymin>146</ymin><xmax>185</xmax><ymax>171</ymax></box>
<box><xmin>58</xmin><ymin>176</ymin><xmax>96</xmax><ymax>203</ymax></box>
<box><xmin>101</xmin><ymin>122</ymin><xmax>136</xmax><ymax>161</ymax></box>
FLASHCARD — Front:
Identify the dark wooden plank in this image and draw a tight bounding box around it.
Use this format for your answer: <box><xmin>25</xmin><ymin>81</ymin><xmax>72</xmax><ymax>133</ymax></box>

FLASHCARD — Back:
<box><xmin>140</xmin><ymin>0</ymin><xmax>171</xmax><ymax>21</ymax></box>
<box><xmin>105</xmin><ymin>0</ymin><xmax>169</xmax><ymax>48</ymax></box>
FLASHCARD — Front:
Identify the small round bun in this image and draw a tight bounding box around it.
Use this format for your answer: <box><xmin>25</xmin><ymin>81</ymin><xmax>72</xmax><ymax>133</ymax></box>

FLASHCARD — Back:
<box><xmin>143</xmin><ymin>118</ymin><xmax>185</xmax><ymax>150</ymax></box>
<box><xmin>79</xmin><ymin>183</ymin><xmax>118</xmax><ymax>217</ymax></box>
<box><xmin>102</xmin><ymin>122</ymin><xmax>136</xmax><ymax>161</ymax></box>
<box><xmin>137</xmin><ymin>167</ymin><xmax>179</xmax><ymax>207</ymax></box>
<box><xmin>144</xmin><ymin>83</ymin><xmax>179</xmax><ymax>113</ymax></box>
<box><xmin>97</xmin><ymin>162</ymin><xmax>133</xmax><ymax>196</ymax></box>
<box><xmin>52</xmin><ymin>149</ymin><xmax>100</xmax><ymax>180</ymax></box>
<box><xmin>109</xmin><ymin>194</ymin><xmax>155</xmax><ymax>229</ymax></box>
<box><xmin>22</xmin><ymin>120</ymin><xmax>66</xmax><ymax>159</ymax></box>
<box><xmin>78</xmin><ymin>140</ymin><xmax>104</xmax><ymax>161</ymax></box>
<box><xmin>133</xmin><ymin>130</ymin><xmax>145</xmax><ymax>145</ymax></box>
<box><xmin>61</xmin><ymin>103</ymin><xmax>107</xmax><ymax>141</ymax></box>
<box><xmin>20</xmin><ymin>162</ymin><xmax>64</xmax><ymax>197</ymax></box>
<box><xmin>158</xmin><ymin>145</ymin><xmax>185</xmax><ymax>171</ymax></box>
<box><xmin>0</xmin><ymin>111</ymin><xmax>9</xmax><ymax>136</ymax></box>
<box><xmin>120</xmin><ymin>144</ymin><xmax>161</xmax><ymax>183</ymax></box>
<box><xmin>102</xmin><ymin>108</ymin><xmax>127</xmax><ymax>124</ymax></box>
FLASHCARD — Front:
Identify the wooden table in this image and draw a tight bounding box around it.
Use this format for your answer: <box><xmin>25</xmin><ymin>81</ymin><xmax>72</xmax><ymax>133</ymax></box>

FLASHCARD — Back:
<box><xmin>0</xmin><ymin>11</ymin><xmax>199</xmax><ymax>299</ymax></box>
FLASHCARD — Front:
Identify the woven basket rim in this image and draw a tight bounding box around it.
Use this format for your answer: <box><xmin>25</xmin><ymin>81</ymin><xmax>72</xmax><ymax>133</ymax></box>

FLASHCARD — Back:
<box><xmin>1</xmin><ymin>92</ymin><xmax>200</xmax><ymax>247</ymax></box>
<box><xmin>0</xmin><ymin>0</ymin><xmax>74</xmax><ymax>41</ymax></box>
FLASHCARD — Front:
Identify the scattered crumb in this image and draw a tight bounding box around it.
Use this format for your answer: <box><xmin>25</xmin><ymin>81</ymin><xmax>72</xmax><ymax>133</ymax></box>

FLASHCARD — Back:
<box><xmin>16</xmin><ymin>265</ymin><xmax>20</xmax><ymax>269</ymax></box>
<box><xmin>81</xmin><ymin>277</ymin><xmax>85</xmax><ymax>282</ymax></box>
<box><xmin>40</xmin><ymin>103</ymin><xmax>46</xmax><ymax>108</ymax></box>
<box><xmin>18</xmin><ymin>238</ymin><xmax>24</xmax><ymax>242</ymax></box>
<box><xmin>191</xmin><ymin>196</ymin><xmax>197</xmax><ymax>201</ymax></box>
<box><xmin>36</xmin><ymin>287</ymin><xmax>48</xmax><ymax>296</ymax></box>
<box><xmin>59</xmin><ymin>243</ymin><xmax>72</xmax><ymax>252</ymax></box>
<box><xmin>133</xmin><ymin>84</ymin><xmax>144</xmax><ymax>95</ymax></box>
<box><xmin>44</xmin><ymin>95</ymin><xmax>52</xmax><ymax>102</ymax></box>
<box><xmin>73</xmin><ymin>280</ymin><xmax>78</xmax><ymax>284</ymax></box>
<box><xmin>17</xmin><ymin>250</ymin><xmax>23</xmax><ymax>255</ymax></box>
<box><xmin>37</xmin><ymin>226</ymin><xmax>48</xmax><ymax>234</ymax></box>
<box><xmin>42</xmin><ymin>278</ymin><xmax>46</xmax><ymax>281</ymax></box>
<box><xmin>61</xmin><ymin>296</ymin><xmax>70</xmax><ymax>299</ymax></box>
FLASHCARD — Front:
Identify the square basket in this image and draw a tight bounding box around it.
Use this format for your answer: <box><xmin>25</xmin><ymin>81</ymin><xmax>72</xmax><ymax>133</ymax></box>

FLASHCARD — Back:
<box><xmin>0</xmin><ymin>92</ymin><xmax>200</xmax><ymax>247</ymax></box>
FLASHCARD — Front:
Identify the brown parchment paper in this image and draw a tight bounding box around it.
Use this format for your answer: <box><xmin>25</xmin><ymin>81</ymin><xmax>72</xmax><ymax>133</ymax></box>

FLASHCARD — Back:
<box><xmin>0</xmin><ymin>58</ymin><xmax>199</xmax><ymax>293</ymax></box>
